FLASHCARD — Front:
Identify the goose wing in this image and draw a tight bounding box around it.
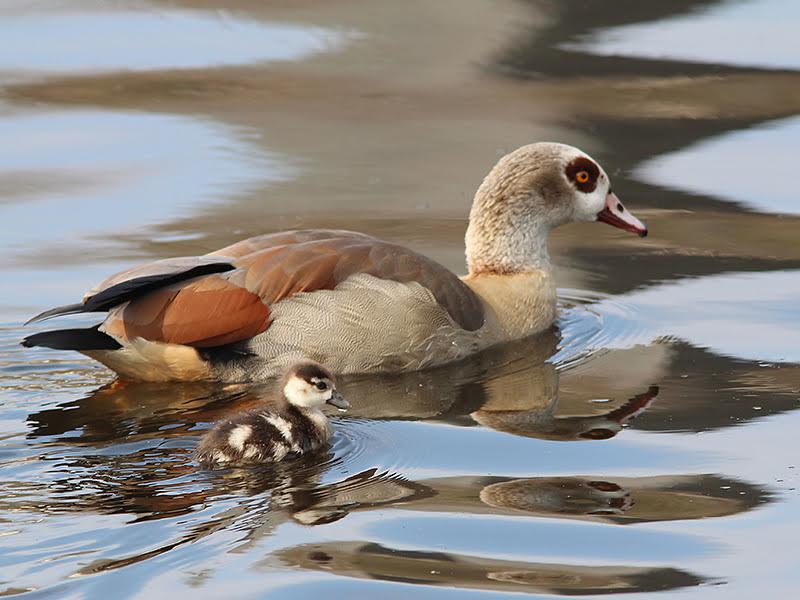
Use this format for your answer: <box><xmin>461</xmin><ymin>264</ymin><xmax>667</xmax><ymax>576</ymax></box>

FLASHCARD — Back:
<box><xmin>30</xmin><ymin>230</ymin><xmax>485</xmax><ymax>349</ymax></box>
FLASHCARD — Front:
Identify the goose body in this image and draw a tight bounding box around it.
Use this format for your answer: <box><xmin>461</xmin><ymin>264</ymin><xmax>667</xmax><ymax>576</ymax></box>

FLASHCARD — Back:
<box><xmin>23</xmin><ymin>142</ymin><xmax>646</xmax><ymax>381</ymax></box>
<box><xmin>196</xmin><ymin>362</ymin><xmax>348</xmax><ymax>467</ymax></box>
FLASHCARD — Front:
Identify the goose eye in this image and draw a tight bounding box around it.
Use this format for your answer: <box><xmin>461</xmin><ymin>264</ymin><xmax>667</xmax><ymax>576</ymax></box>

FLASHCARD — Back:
<box><xmin>315</xmin><ymin>381</ymin><xmax>327</xmax><ymax>391</ymax></box>
<box><xmin>576</xmin><ymin>171</ymin><xmax>590</xmax><ymax>184</ymax></box>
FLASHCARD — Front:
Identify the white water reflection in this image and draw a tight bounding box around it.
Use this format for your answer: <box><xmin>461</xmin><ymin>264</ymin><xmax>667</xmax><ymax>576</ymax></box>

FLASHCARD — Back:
<box><xmin>0</xmin><ymin>110</ymin><xmax>294</xmax><ymax>261</ymax></box>
<box><xmin>0</xmin><ymin>9</ymin><xmax>352</xmax><ymax>75</ymax></box>
<box><xmin>563</xmin><ymin>0</ymin><xmax>800</xmax><ymax>70</ymax></box>
<box><xmin>635</xmin><ymin>116</ymin><xmax>800</xmax><ymax>214</ymax></box>
<box><xmin>562</xmin><ymin>270</ymin><xmax>800</xmax><ymax>364</ymax></box>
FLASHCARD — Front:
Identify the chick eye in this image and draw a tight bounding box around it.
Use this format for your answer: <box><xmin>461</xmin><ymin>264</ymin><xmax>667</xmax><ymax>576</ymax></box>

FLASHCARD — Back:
<box><xmin>576</xmin><ymin>170</ymin><xmax>590</xmax><ymax>184</ymax></box>
<box><xmin>315</xmin><ymin>381</ymin><xmax>327</xmax><ymax>391</ymax></box>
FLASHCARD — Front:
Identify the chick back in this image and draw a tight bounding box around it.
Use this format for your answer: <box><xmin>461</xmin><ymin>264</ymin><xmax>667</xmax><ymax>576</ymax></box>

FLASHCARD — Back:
<box><xmin>196</xmin><ymin>405</ymin><xmax>328</xmax><ymax>467</ymax></box>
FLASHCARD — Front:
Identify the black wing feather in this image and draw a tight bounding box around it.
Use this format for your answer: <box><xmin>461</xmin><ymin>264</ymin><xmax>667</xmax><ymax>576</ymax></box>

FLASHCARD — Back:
<box><xmin>25</xmin><ymin>262</ymin><xmax>235</xmax><ymax>325</ymax></box>
<box><xmin>21</xmin><ymin>325</ymin><xmax>122</xmax><ymax>350</ymax></box>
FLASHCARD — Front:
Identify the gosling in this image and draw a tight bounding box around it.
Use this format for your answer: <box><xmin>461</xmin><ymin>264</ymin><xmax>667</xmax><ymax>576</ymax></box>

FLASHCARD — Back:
<box><xmin>196</xmin><ymin>361</ymin><xmax>349</xmax><ymax>467</ymax></box>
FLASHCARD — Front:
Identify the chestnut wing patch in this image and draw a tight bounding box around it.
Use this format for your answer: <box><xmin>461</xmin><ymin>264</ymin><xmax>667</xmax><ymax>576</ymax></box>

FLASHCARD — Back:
<box><xmin>104</xmin><ymin>273</ymin><xmax>271</xmax><ymax>347</ymax></box>
<box><xmin>106</xmin><ymin>229</ymin><xmax>484</xmax><ymax>348</ymax></box>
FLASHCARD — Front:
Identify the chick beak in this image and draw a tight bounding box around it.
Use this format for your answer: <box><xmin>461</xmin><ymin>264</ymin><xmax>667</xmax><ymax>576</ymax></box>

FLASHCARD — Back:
<box><xmin>597</xmin><ymin>191</ymin><xmax>648</xmax><ymax>237</ymax></box>
<box><xmin>327</xmin><ymin>389</ymin><xmax>350</xmax><ymax>410</ymax></box>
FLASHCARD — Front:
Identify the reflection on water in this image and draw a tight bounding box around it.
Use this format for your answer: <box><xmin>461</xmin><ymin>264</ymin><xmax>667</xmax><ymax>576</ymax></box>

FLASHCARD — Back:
<box><xmin>0</xmin><ymin>9</ymin><xmax>352</xmax><ymax>76</ymax></box>
<box><xmin>561</xmin><ymin>270</ymin><xmax>800</xmax><ymax>364</ymax></box>
<box><xmin>636</xmin><ymin>116</ymin><xmax>800</xmax><ymax>214</ymax></box>
<box><xmin>564</xmin><ymin>0</ymin><xmax>800</xmax><ymax>70</ymax></box>
<box><xmin>1</xmin><ymin>0</ymin><xmax>799</xmax><ymax>597</ymax></box>
<box><xmin>278</xmin><ymin>540</ymin><xmax>707</xmax><ymax>596</ymax></box>
<box><xmin>0</xmin><ymin>109</ymin><xmax>290</xmax><ymax>264</ymax></box>
<box><xmin>0</xmin><ymin>311</ymin><xmax>776</xmax><ymax>595</ymax></box>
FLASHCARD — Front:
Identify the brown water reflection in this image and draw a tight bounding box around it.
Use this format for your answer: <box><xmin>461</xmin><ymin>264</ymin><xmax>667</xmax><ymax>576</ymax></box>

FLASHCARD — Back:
<box><xmin>278</xmin><ymin>541</ymin><xmax>707</xmax><ymax>596</ymax></box>
<box><xmin>2</xmin><ymin>0</ymin><xmax>799</xmax><ymax>598</ymax></box>
<box><xmin>25</xmin><ymin>332</ymin><xmax>658</xmax><ymax>443</ymax></box>
<box><xmin>13</xmin><ymin>333</ymin><xmax>769</xmax><ymax>528</ymax></box>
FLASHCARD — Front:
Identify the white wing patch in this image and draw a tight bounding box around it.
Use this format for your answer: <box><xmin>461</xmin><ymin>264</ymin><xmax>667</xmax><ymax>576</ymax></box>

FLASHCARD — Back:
<box><xmin>262</xmin><ymin>414</ymin><xmax>292</xmax><ymax>441</ymax></box>
<box><xmin>228</xmin><ymin>424</ymin><xmax>252</xmax><ymax>451</ymax></box>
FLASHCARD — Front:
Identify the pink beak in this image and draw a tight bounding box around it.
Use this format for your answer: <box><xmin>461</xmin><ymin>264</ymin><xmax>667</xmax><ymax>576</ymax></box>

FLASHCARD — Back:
<box><xmin>597</xmin><ymin>192</ymin><xmax>647</xmax><ymax>237</ymax></box>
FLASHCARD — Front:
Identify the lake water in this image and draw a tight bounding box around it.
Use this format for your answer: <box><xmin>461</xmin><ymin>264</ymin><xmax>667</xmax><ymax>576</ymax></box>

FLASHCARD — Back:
<box><xmin>1</xmin><ymin>1</ymin><xmax>799</xmax><ymax>598</ymax></box>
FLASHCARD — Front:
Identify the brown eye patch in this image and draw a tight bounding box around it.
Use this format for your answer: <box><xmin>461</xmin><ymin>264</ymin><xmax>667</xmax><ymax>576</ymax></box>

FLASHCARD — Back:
<box><xmin>565</xmin><ymin>156</ymin><xmax>600</xmax><ymax>193</ymax></box>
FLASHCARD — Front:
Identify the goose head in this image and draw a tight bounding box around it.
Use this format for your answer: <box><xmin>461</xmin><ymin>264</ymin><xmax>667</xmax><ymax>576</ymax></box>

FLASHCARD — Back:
<box><xmin>282</xmin><ymin>361</ymin><xmax>349</xmax><ymax>410</ymax></box>
<box><xmin>465</xmin><ymin>142</ymin><xmax>646</xmax><ymax>275</ymax></box>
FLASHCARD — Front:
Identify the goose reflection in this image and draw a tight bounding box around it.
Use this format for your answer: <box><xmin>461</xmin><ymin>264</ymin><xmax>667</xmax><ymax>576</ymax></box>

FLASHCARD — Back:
<box><xmin>26</xmin><ymin>327</ymin><xmax>661</xmax><ymax>445</ymax></box>
<box><xmin>470</xmin><ymin>385</ymin><xmax>658</xmax><ymax>441</ymax></box>
<box><xmin>338</xmin><ymin>330</ymin><xmax>661</xmax><ymax>442</ymax></box>
<box><xmin>276</xmin><ymin>540</ymin><xmax>707</xmax><ymax>596</ymax></box>
<box><xmin>282</xmin><ymin>471</ymin><xmax>768</xmax><ymax>528</ymax></box>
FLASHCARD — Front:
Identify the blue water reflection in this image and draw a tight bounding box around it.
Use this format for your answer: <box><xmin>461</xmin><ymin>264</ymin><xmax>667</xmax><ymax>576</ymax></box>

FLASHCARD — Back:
<box><xmin>562</xmin><ymin>0</ymin><xmax>800</xmax><ymax>70</ymax></box>
<box><xmin>365</xmin><ymin>512</ymin><xmax>717</xmax><ymax>561</ymax></box>
<box><xmin>635</xmin><ymin>116</ymin><xmax>800</xmax><ymax>215</ymax></box>
<box><xmin>558</xmin><ymin>269</ymin><xmax>800</xmax><ymax>365</ymax></box>
<box><xmin>0</xmin><ymin>110</ymin><xmax>293</xmax><ymax>262</ymax></box>
<box><xmin>0</xmin><ymin>9</ymin><xmax>353</xmax><ymax>75</ymax></box>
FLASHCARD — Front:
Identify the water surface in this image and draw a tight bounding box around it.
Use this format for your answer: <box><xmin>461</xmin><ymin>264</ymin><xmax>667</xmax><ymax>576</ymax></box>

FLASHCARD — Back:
<box><xmin>1</xmin><ymin>1</ymin><xmax>799</xmax><ymax>598</ymax></box>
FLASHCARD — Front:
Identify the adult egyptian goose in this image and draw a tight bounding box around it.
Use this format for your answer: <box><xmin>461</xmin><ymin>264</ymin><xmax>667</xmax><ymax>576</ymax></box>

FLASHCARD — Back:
<box><xmin>23</xmin><ymin>142</ymin><xmax>646</xmax><ymax>381</ymax></box>
<box><xmin>196</xmin><ymin>361</ymin><xmax>348</xmax><ymax>467</ymax></box>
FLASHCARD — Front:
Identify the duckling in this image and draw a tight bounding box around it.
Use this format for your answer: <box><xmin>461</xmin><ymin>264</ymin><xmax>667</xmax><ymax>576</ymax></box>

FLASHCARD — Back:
<box><xmin>196</xmin><ymin>361</ymin><xmax>349</xmax><ymax>467</ymax></box>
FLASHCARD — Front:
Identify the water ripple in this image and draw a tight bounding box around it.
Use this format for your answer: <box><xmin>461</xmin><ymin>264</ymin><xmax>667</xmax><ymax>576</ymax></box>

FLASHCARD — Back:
<box><xmin>552</xmin><ymin>288</ymin><xmax>651</xmax><ymax>372</ymax></box>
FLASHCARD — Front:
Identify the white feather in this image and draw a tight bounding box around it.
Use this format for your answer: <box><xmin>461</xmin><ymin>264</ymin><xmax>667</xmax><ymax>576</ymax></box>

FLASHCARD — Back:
<box><xmin>228</xmin><ymin>425</ymin><xmax>252</xmax><ymax>451</ymax></box>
